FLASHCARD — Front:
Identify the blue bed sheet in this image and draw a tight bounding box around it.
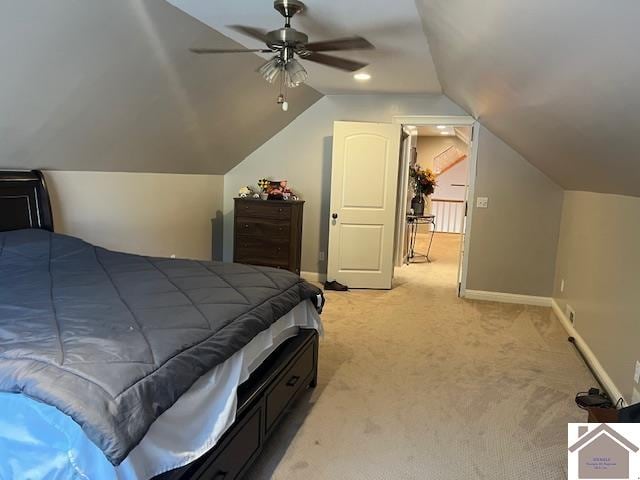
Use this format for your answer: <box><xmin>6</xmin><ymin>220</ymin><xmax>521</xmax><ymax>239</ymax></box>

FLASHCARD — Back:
<box><xmin>0</xmin><ymin>392</ymin><xmax>114</xmax><ymax>480</ymax></box>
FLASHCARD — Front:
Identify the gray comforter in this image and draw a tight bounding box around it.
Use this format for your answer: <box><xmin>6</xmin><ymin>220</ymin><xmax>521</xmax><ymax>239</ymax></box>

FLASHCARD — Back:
<box><xmin>0</xmin><ymin>229</ymin><xmax>322</xmax><ymax>465</ymax></box>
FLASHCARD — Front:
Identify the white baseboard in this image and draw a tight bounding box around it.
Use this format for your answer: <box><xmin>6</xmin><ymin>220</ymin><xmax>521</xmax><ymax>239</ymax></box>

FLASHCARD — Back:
<box><xmin>551</xmin><ymin>299</ymin><xmax>626</xmax><ymax>406</ymax></box>
<box><xmin>300</xmin><ymin>271</ymin><xmax>326</xmax><ymax>283</ymax></box>
<box><xmin>464</xmin><ymin>290</ymin><xmax>552</xmax><ymax>307</ymax></box>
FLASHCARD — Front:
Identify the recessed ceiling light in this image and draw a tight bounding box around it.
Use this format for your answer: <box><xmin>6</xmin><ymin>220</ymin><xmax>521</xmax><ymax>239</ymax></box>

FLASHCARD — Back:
<box><xmin>437</xmin><ymin>125</ymin><xmax>447</xmax><ymax>129</ymax></box>
<box><xmin>353</xmin><ymin>72</ymin><xmax>371</xmax><ymax>81</ymax></box>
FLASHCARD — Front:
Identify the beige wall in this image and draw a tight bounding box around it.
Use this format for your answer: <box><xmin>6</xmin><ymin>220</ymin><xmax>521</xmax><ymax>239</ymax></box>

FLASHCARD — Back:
<box><xmin>416</xmin><ymin>135</ymin><xmax>467</xmax><ymax>171</ymax></box>
<box><xmin>223</xmin><ymin>94</ymin><xmax>468</xmax><ymax>273</ymax></box>
<box><xmin>553</xmin><ymin>191</ymin><xmax>640</xmax><ymax>402</ymax></box>
<box><xmin>45</xmin><ymin>171</ymin><xmax>223</xmax><ymax>260</ymax></box>
<box><xmin>466</xmin><ymin>126</ymin><xmax>563</xmax><ymax>296</ymax></box>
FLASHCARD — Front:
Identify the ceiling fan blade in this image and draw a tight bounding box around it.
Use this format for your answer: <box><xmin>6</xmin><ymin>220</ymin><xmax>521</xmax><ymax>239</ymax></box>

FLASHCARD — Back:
<box><xmin>228</xmin><ymin>25</ymin><xmax>269</xmax><ymax>43</ymax></box>
<box><xmin>190</xmin><ymin>48</ymin><xmax>272</xmax><ymax>54</ymax></box>
<box><xmin>304</xmin><ymin>36</ymin><xmax>374</xmax><ymax>52</ymax></box>
<box><xmin>301</xmin><ymin>52</ymin><xmax>368</xmax><ymax>72</ymax></box>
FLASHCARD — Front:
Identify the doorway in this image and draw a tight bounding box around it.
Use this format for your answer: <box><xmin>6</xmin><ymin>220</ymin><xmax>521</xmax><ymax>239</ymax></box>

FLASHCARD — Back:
<box><xmin>326</xmin><ymin>116</ymin><xmax>477</xmax><ymax>294</ymax></box>
<box><xmin>392</xmin><ymin>116</ymin><xmax>478</xmax><ymax>297</ymax></box>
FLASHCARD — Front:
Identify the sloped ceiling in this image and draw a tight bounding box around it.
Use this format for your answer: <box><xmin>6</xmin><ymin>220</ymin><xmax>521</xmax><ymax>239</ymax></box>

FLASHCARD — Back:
<box><xmin>0</xmin><ymin>0</ymin><xmax>321</xmax><ymax>174</ymax></box>
<box><xmin>418</xmin><ymin>0</ymin><xmax>640</xmax><ymax>197</ymax></box>
<box><xmin>169</xmin><ymin>0</ymin><xmax>441</xmax><ymax>94</ymax></box>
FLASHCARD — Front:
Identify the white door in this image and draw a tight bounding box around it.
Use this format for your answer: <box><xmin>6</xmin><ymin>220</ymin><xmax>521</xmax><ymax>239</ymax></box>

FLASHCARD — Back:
<box><xmin>327</xmin><ymin>121</ymin><xmax>402</xmax><ymax>289</ymax></box>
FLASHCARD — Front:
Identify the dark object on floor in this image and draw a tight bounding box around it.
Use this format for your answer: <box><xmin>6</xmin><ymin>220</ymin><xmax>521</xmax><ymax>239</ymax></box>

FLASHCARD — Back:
<box><xmin>324</xmin><ymin>280</ymin><xmax>349</xmax><ymax>291</ymax></box>
<box><xmin>587</xmin><ymin>406</ymin><xmax>619</xmax><ymax>423</ymax></box>
<box><xmin>619</xmin><ymin>403</ymin><xmax>640</xmax><ymax>422</ymax></box>
<box><xmin>576</xmin><ymin>388</ymin><xmax>613</xmax><ymax>410</ymax></box>
<box><xmin>155</xmin><ymin>330</ymin><xmax>319</xmax><ymax>480</ymax></box>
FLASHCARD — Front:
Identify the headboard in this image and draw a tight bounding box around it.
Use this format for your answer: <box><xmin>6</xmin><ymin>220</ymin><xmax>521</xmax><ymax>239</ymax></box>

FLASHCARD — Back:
<box><xmin>0</xmin><ymin>170</ymin><xmax>54</xmax><ymax>232</ymax></box>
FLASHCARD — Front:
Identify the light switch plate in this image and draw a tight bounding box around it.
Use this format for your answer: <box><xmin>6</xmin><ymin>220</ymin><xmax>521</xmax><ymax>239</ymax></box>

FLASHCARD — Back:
<box><xmin>560</xmin><ymin>279</ymin><xmax>565</xmax><ymax>293</ymax></box>
<box><xmin>476</xmin><ymin>197</ymin><xmax>489</xmax><ymax>208</ymax></box>
<box><xmin>634</xmin><ymin>361</ymin><xmax>640</xmax><ymax>384</ymax></box>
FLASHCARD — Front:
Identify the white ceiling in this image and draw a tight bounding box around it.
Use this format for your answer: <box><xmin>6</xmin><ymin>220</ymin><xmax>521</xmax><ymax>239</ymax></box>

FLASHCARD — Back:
<box><xmin>415</xmin><ymin>125</ymin><xmax>455</xmax><ymax>136</ymax></box>
<box><xmin>417</xmin><ymin>0</ymin><xmax>640</xmax><ymax>197</ymax></box>
<box><xmin>168</xmin><ymin>0</ymin><xmax>442</xmax><ymax>94</ymax></box>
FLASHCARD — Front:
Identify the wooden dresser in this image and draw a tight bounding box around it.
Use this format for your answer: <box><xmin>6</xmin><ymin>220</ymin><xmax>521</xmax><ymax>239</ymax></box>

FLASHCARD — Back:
<box><xmin>233</xmin><ymin>198</ymin><xmax>304</xmax><ymax>275</ymax></box>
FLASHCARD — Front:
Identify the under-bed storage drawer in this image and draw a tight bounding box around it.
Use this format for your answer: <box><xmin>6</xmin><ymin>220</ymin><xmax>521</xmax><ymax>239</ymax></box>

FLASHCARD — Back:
<box><xmin>265</xmin><ymin>341</ymin><xmax>315</xmax><ymax>431</ymax></box>
<box><xmin>195</xmin><ymin>406</ymin><xmax>262</xmax><ymax>480</ymax></box>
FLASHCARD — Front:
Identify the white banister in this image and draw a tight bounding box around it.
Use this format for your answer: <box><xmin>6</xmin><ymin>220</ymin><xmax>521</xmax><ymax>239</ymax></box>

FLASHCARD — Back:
<box><xmin>431</xmin><ymin>199</ymin><xmax>465</xmax><ymax>233</ymax></box>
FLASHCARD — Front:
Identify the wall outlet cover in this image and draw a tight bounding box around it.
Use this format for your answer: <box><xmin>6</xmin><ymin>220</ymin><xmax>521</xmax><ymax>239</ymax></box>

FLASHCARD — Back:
<box><xmin>634</xmin><ymin>361</ymin><xmax>640</xmax><ymax>384</ymax></box>
<box><xmin>476</xmin><ymin>197</ymin><xmax>489</xmax><ymax>209</ymax></box>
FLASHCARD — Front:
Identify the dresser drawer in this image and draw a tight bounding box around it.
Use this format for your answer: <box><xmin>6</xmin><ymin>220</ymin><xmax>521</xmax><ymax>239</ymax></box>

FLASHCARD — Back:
<box><xmin>265</xmin><ymin>341</ymin><xmax>315</xmax><ymax>431</ymax></box>
<box><xmin>235</xmin><ymin>238</ymin><xmax>289</xmax><ymax>268</ymax></box>
<box><xmin>236</xmin><ymin>201</ymin><xmax>291</xmax><ymax>220</ymax></box>
<box><xmin>195</xmin><ymin>406</ymin><xmax>262</xmax><ymax>480</ymax></box>
<box><xmin>235</xmin><ymin>217</ymin><xmax>289</xmax><ymax>239</ymax></box>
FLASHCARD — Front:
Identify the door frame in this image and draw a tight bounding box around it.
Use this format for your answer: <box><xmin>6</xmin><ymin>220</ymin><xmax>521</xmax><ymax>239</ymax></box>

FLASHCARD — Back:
<box><xmin>392</xmin><ymin>115</ymin><xmax>478</xmax><ymax>298</ymax></box>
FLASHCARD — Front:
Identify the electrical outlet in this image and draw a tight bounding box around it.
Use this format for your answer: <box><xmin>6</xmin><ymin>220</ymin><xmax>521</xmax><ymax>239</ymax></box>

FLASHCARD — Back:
<box><xmin>476</xmin><ymin>197</ymin><xmax>489</xmax><ymax>209</ymax></box>
<box><xmin>560</xmin><ymin>279</ymin><xmax>565</xmax><ymax>293</ymax></box>
<box><xmin>566</xmin><ymin>305</ymin><xmax>576</xmax><ymax>324</ymax></box>
<box><xmin>319</xmin><ymin>251</ymin><xmax>326</xmax><ymax>262</ymax></box>
<box><xmin>634</xmin><ymin>361</ymin><xmax>640</xmax><ymax>384</ymax></box>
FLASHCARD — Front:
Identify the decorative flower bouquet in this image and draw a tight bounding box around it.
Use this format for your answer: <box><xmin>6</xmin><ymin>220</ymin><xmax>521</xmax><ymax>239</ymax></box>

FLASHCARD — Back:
<box><xmin>409</xmin><ymin>165</ymin><xmax>437</xmax><ymax>197</ymax></box>
<box><xmin>257</xmin><ymin>178</ymin><xmax>297</xmax><ymax>200</ymax></box>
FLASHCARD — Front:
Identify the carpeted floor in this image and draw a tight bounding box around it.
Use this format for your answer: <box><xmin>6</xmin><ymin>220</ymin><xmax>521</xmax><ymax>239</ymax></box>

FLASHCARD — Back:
<box><xmin>246</xmin><ymin>233</ymin><xmax>594</xmax><ymax>479</ymax></box>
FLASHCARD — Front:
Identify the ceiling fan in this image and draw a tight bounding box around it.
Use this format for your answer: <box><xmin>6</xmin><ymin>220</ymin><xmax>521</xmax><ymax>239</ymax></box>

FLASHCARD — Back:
<box><xmin>190</xmin><ymin>0</ymin><xmax>374</xmax><ymax>111</ymax></box>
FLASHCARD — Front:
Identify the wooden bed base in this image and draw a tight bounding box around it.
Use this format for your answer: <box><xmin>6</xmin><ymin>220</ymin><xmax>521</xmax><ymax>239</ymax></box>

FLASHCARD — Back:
<box><xmin>156</xmin><ymin>329</ymin><xmax>318</xmax><ymax>480</ymax></box>
<box><xmin>0</xmin><ymin>170</ymin><xmax>320</xmax><ymax>480</ymax></box>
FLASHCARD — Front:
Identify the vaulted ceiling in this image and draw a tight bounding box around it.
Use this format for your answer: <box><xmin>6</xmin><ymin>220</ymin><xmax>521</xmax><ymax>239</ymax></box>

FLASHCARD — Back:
<box><xmin>417</xmin><ymin>0</ymin><xmax>640</xmax><ymax>197</ymax></box>
<box><xmin>0</xmin><ymin>0</ymin><xmax>321</xmax><ymax>174</ymax></box>
<box><xmin>3</xmin><ymin>0</ymin><xmax>638</xmax><ymax>196</ymax></box>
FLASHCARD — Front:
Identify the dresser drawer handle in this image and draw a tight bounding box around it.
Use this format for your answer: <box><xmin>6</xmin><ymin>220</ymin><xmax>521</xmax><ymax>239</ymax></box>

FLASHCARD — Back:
<box><xmin>286</xmin><ymin>375</ymin><xmax>300</xmax><ymax>387</ymax></box>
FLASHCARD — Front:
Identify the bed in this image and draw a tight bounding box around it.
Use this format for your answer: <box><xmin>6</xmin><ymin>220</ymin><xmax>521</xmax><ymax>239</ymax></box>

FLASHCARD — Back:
<box><xmin>0</xmin><ymin>170</ymin><xmax>323</xmax><ymax>480</ymax></box>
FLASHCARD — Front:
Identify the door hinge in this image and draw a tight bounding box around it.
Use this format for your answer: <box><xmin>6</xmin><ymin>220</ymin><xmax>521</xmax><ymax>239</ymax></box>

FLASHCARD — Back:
<box><xmin>457</xmin><ymin>282</ymin><xmax>462</xmax><ymax>297</ymax></box>
<box><xmin>464</xmin><ymin>201</ymin><xmax>468</xmax><ymax>217</ymax></box>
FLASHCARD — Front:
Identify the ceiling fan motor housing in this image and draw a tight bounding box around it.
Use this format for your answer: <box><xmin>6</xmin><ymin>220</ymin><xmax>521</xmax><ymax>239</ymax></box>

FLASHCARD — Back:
<box><xmin>266</xmin><ymin>28</ymin><xmax>308</xmax><ymax>52</ymax></box>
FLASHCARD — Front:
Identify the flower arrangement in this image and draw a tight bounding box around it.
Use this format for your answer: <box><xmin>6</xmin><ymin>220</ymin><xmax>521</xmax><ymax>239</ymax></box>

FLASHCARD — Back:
<box><xmin>257</xmin><ymin>178</ymin><xmax>298</xmax><ymax>200</ymax></box>
<box><xmin>409</xmin><ymin>165</ymin><xmax>437</xmax><ymax>197</ymax></box>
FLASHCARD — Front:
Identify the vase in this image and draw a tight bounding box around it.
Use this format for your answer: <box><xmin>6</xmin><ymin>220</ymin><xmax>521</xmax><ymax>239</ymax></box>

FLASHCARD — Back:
<box><xmin>411</xmin><ymin>195</ymin><xmax>425</xmax><ymax>216</ymax></box>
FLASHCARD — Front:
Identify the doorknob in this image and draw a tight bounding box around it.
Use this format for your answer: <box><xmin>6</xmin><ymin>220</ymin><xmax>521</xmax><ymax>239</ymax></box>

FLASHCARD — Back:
<box><xmin>332</xmin><ymin>213</ymin><xmax>338</xmax><ymax>219</ymax></box>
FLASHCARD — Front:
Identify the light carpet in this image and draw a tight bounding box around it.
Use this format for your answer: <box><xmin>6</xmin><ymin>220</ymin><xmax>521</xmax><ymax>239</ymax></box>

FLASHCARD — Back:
<box><xmin>246</xmin><ymin>233</ymin><xmax>594</xmax><ymax>479</ymax></box>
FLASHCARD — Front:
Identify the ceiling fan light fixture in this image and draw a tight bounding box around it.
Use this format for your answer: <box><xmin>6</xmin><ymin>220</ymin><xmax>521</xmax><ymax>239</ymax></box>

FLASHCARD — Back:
<box><xmin>258</xmin><ymin>56</ymin><xmax>284</xmax><ymax>84</ymax></box>
<box><xmin>285</xmin><ymin>59</ymin><xmax>308</xmax><ymax>87</ymax></box>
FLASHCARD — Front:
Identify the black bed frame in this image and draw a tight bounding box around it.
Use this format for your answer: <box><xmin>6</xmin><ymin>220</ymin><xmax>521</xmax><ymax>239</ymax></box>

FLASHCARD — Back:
<box><xmin>0</xmin><ymin>170</ymin><xmax>319</xmax><ymax>480</ymax></box>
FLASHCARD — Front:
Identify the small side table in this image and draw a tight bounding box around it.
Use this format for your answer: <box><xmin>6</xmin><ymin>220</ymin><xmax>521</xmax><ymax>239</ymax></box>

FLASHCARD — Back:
<box><xmin>406</xmin><ymin>214</ymin><xmax>436</xmax><ymax>263</ymax></box>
